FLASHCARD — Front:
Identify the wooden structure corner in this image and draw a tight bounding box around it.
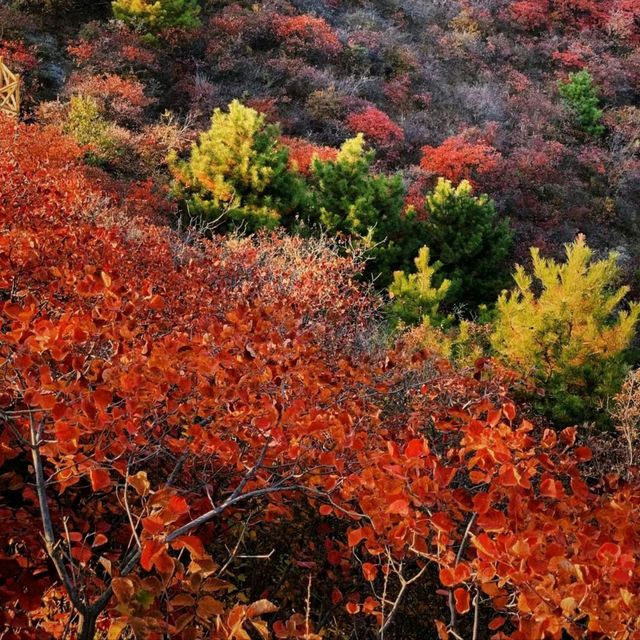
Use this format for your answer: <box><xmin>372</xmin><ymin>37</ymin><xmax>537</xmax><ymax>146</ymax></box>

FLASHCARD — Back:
<box><xmin>0</xmin><ymin>58</ymin><xmax>20</xmax><ymax>118</ymax></box>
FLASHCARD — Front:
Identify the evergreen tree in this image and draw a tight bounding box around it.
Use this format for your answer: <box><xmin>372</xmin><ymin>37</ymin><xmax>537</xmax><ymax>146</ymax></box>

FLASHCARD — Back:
<box><xmin>558</xmin><ymin>69</ymin><xmax>605</xmax><ymax>137</ymax></box>
<box><xmin>113</xmin><ymin>0</ymin><xmax>201</xmax><ymax>31</ymax></box>
<box><xmin>306</xmin><ymin>134</ymin><xmax>422</xmax><ymax>285</ymax></box>
<box><xmin>389</xmin><ymin>246</ymin><xmax>451</xmax><ymax>327</ymax></box>
<box><xmin>169</xmin><ymin>101</ymin><xmax>305</xmax><ymax>231</ymax></box>
<box><xmin>491</xmin><ymin>235</ymin><xmax>640</xmax><ymax>428</ymax></box>
<box><xmin>421</xmin><ymin>178</ymin><xmax>512</xmax><ymax>310</ymax></box>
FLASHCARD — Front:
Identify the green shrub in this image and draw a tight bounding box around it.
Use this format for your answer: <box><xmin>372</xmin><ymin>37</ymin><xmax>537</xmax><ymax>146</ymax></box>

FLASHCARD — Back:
<box><xmin>388</xmin><ymin>246</ymin><xmax>452</xmax><ymax>327</ymax></box>
<box><xmin>169</xmin><ymin>101</ymin><xmax>305</xmax><ymax>231</ymax></box>
<box><xmin>558</xmin><ymin>70</ymin><xmax>605</xmax><ymax>137</ymax></box>
<box><xmin>491</xmin><ymin>235</ymin><xmax>639</xmax><ymax>428</ymax></box>
<box><xmin>420</xmin><ymin>178</ymin><xmax>512</xmax><ymax>311</ymax></box>
<box><xmin>112</xmin><ymin>0</ymin><xmax>201</xmax><ymax>32</ymax></box>
<box><xmin>305</xmin><ymin>134</ymin><xmax>423</xmax><ymax>285</ymax></box>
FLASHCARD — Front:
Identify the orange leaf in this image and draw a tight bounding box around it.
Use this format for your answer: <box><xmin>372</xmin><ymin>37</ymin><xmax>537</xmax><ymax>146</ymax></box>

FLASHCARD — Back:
<box><xmin>168</xmin><ymin>494</ymin><xmax>189</xmax><ymax>516</ymax></box>
<box><xmin>246</xmin><ymin>599</ymin><xmax>278</xmax><ymax>618</ymax></box>
<box><xmin>435</xmin><ymin>620</ymin><xmax>449</xmax><ymax>640</ymax></box>
<box><xmin>453</xmin><ymin>587</ymin><xmax>471</xmax><ymax>614</ymax></box>
<box><xmin>405</xmin><ymin>438</ymin><xmax>425</xmax><ymax>458</ymax></box>
<box><xmin>172</xmin><ymin>535</ymin><xmax>205</xmax><ymax>559</ymax></box>
<box><xmin>89</xmin><ymin>467</ymin><xmax>110</xmax><ymax>492</ymax></box>
<box><xmin>362</xmin><ymin>562</ymin><xmax>377</xmax><ymax>581</ymax></box>
<box><xmin>387</xmin><ymin>498</ymin><xmax>410</xmax><ymax>516</ymax></box>
<box><xmin>92</xmin><ymin>533</ymin><xmax>108</xmax><ymax>547</ymax></box>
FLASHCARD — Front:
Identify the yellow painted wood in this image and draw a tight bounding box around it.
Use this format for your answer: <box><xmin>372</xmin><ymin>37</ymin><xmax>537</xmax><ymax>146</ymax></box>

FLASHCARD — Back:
<box><xmin>0</xmin><ymin>58</ymin><xmax>20</xmax><ymax>118</ymax></box>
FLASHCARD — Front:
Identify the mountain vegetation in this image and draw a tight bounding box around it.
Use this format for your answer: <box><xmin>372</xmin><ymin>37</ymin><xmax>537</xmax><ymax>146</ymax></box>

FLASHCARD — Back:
<box><xmin>1</xmin><ymin>0</ymin><xmax>640</xmax><ymax>638</ymax></box>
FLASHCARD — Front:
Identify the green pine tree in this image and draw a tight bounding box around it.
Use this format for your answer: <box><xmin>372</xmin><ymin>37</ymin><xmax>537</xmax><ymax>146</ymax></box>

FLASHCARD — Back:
<box><xmin>421</xmin><ymin>178</ymin><xmax>512</xmax><ymax>311</ymax></box>
<box><xmin>113</xmin><ymin>0</ymin><xmax>201</xmax><ymax>32</ymax></box>
<box><xmin>169</xmin><ymin>101</ymin><xmax>305</xmax><ymax>231</ymax></box>
<box><xmin>558</xmin><ymin>70</ymin><xmax>605</xmax><ymax>137</ymax></box>
<box><xmin>491</xmin><ymin>235</ymin><xmax>640</xmax><ymax>428</ymax></box>
<box><xmin>388</xmin><ymin>246</ymin><xmax>452</xmax><ymax>327</ymax></box>
<box><xmin>305</xmin><ymin>134</ymin><xmax>423</xmax><ymax>285</ymax></box>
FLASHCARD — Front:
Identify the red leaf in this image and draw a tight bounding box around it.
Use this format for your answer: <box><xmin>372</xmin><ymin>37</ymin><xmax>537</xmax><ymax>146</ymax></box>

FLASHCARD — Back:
<box><xmin>454</xmin><ymin>587</ymin><xmax>471</xmax><ymax>614</ymax></box>
<box><xmin>347</xmin><ymin>527</ymin><xmax>369</xmax><ymax>548</ymax></box>
<box><xmin>168</xmin><ymin>495</ymin><xmax>189</xmax><ymax>516</ymax></box>
<box><xmin>477</xmin><ymin>508</ymin><xmax>506</xmax><ymax>532</ymax></box>
<box><xmin>596</xmin><ymin>542</ymin><xmax>621</xmax><ymax>564</ymax></box>
<box><xmin>141</xmin><ymin>539</ymin><xmax>164</xmax><ymax>572</ymax></box>
<box><xmin>431</xmin><ymin>512</ymin><xmax>454</xmax><ymax>533</ymax></box>
<box><xmin>362</xmin><ymin>562</ymin><xmax>377</xmax><ymax>581</ymax></box>
<box><xmin>472</xmin><ymin>492</ymin><xmax>492</xmax><ymax>515</ymax></box>
<box><xmin>387</xmin><ymin>498</ymin><xmax>410</xmax><ymax>516</ymax></box>
<box><xmin>142</xmin><ymin>516</ymin><xmax>165</xmax><ymax>535</ymax></box>
<box><xmin>439</xmin><ymin>567</ymin><xmax>456</xmax><ymax>587</ymax></box>
<box><xmin>487</xmin><ymin>409</ymin><xmax>502</xmax><ymax>427</ymax></box>
<box><xmin>560</xmin><ymin>427</ymin><xmax>577</xmax><ymax>446</ymax></box>
<box><xmin>405</xmin><ymin>438</ymin><xmax>425</xmax><ymax>458</ymax></box>
<box><xmin>345</xmin><ymin>602</ymin><xmax>360</xmax><ymax>614</ymax></box>
<box><xmin>93</xmin><ymin>388</ymin><xmax>112</xmax><ymax>411</ymax></box>
<box><xmin>473</xmin><ymin>533</ymin><xmax>497</xmax><ymax>558</ymax></box>
<box><xmin>172</xmin><ymin>535</ymin><xmax>205</xmax><ymax>559</ymax></box>
<box><xmin>540</xmin><ymin>477</ymin><xmax>561</xmax><ymax>499</ymax></box>
<box><xmin>574</xmin><ymin>446</ymin><xmax>592</xmax><ymax>462</ymax></box>
<box><xmin>503</xmin><ymin>402</ymin><xmax>516</xmax><ymax>422</ymax></box>
<box><xmin>488</xmin><ymin>616</ymin><xmax>506</xmax><ymax>630</ymax></box>
<box><xmin>89</xmin><ymin>467</ymin><xmax>110</xmax><ymax>492</ymax></box>
<box><xmin>440</xmin><ymin>564</ymin><xmax>471</xmax><ymax>587</ymax></box>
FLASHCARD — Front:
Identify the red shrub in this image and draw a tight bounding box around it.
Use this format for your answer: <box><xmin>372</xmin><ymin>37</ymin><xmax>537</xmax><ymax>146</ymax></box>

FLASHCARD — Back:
<box><xmin>66</xmin><ymin>73</ymin><xmax>154</xmax><ymax>125</ymax></box>
<box><xmin>273</xmin><ymin>15</ymin><xmax>343</xmax><ymax>58</ymax></box>
<box><xmin>0</xmin><ymin>39</ymin><xmax>38</xmax><ymax>73</ymax></box>
<box><xmin>420</xmin><ymin>131</ymin><xmax>501</xmax><ymax>185</ymax></box>
<box><xmin>345</xmin><ymin>106</ymin><xmax>405</xmax><ymax>149</ymax></box>
<box><xmin>281</xmin><ymin>136</ymin><xmax>339</xmax><ymax>175</ymax></box>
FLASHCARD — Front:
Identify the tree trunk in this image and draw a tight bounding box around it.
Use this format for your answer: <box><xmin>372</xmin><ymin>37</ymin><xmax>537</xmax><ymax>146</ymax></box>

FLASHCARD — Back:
<box><xmin>77</xmin><ymin>612</ymin><xmax>97</xmax><ymax>640</ymax></box>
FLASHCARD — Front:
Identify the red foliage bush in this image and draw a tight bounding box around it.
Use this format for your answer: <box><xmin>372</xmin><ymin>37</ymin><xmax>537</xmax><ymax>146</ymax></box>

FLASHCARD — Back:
<box><xmin>281</xmin><ymin>136</ymin><xmax>339</xmax><ymax>175</ymax></box>
<box><xmin>66</xmin><ymin>73</ymin><xmax>155</xmax><ymax>125</ymax></box>
<box><xmin>0</xmin><ymin>39</ymin><xmax>38</xmax><ymax>73</ymax></box>
<box><xmin>345</xmin><ymin>106</ymin><xmax>405</xmax><ymax>149</ymax></box>
<box><xmin>273</xmin><ymin>15</ymin><xmax>343</xmax><ymax>59</ymax></box>
<box><xmin>67</xmin><ymin>23</ymin><xmax>159</xmax><ymax>74</ymax></box>
<box><xmin>420</xmin><ymin>131</ymin><xmax>502</xmax><ymax>185</ymax></box>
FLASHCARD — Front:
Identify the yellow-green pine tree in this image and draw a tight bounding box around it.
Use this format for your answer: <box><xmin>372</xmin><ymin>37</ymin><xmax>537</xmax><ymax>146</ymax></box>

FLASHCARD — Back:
<box><xmin>389</xmin><ymin>246</ymin><xmax>451</xmax><ymax>327</ymax></box>
<box><xmin>169</xmin><ymin>101</ymin><xmax>304</xmax><ymax>230</ymax></box>
<box><xmin>113</xmin><ymin>0</ymin><xmax>201</xmax><ymax>32</ymax></box>
<box><xmin>491</xmin><ymin>235</ymin><xmax>640</xmax><ymax>427</ymax></box>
